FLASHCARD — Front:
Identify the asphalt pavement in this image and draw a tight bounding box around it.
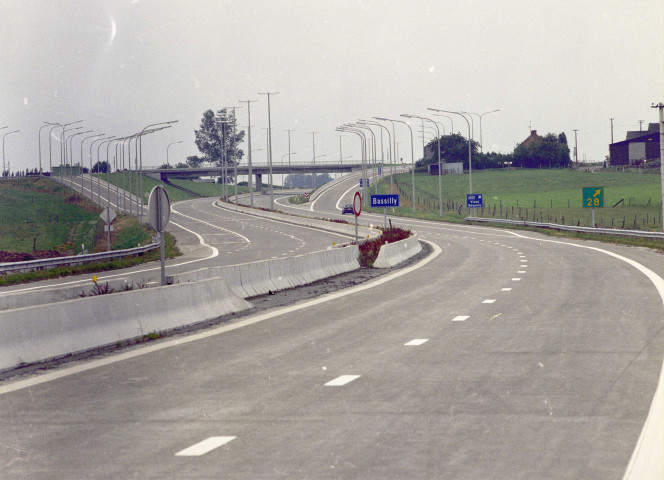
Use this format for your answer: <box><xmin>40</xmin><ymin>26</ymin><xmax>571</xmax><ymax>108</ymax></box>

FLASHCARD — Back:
<box><xmin>1</xmin><ymin>173</ymin><xmax>663</xmax><ymax>478</ymax></box>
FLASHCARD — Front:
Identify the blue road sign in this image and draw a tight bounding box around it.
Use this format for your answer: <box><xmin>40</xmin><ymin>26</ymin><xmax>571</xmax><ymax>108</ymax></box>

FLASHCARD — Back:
<box><xmin>359</xmin><ymin>178</ymin><xmax>370</xmax><ymax>187</ymax></box>
<box><xmin>466</xmin><ymin>193</ymin><xmax>483</xmax><ymax>208</ymax></box>
<box><xmin>371</xmin><ymin>194</ymin><xmax>400</xmax><ymax>208</ymax></box>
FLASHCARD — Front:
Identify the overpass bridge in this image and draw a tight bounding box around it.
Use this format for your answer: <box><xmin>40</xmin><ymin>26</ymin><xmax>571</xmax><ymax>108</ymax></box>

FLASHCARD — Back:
<box><xmin>143</xmin><ymin>161</ymin><xmax>368</xmax><ymax>191</ymax></box>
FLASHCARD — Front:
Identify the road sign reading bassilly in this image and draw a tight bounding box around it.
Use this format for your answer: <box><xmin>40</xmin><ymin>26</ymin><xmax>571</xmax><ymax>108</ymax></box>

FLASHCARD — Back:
<box><xmin>582</xmin><ymin>187</ymin><xmax>604</xmax><ymax>208</ymax></box>
<box><xmin>353</xmin><ymin>191</ymin><xmax>362</xmax><ymax>217</ymax></box>
<box><xmin>371</xmin><ymin>194</ymin><xmax>399</xmax><ymax>208</ymax></box>
<box><xmin>466</xmin><ymin>193</ymin><xmax>483</xmax><ymax>208</ymax></box>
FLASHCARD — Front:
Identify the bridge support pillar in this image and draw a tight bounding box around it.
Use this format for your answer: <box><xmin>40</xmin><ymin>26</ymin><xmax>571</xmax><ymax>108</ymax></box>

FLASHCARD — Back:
<box><xmin>255</xmin><ymin>173</ymin><xmax>262</xmax><ymax>192</ymax></box>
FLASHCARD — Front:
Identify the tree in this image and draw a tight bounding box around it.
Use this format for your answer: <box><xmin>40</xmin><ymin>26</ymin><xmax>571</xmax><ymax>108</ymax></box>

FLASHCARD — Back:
<box><xmin>194</xmin><ymin>109</ymin><xmax>245</xmax><ymax>171</ymax></box>
<box><xmin>91</xmin><ymin>160</ymin><xmax>110</xmax><ymax>173</ymax></box>
<box><xmin>416</xmin><ymin>133</ymin><xmax>481</xmax><ymax>171</ymax></box>
<box><xmin>513</xmin><ymin>132</ymin><xmax>571</xmax><ymax>168</ymax></box>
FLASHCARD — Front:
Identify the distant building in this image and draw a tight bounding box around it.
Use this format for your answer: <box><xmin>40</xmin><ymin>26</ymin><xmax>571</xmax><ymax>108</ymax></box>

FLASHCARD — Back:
<box><xmin>609</xmin><ymin>123</ymin><xmax>661</xmax><ymax>166</ymax></box>
<box><xmin>521</xmin><ymin>130</ymin><xmax>543</xmax><ymax>147</ymax></box>
<box><xmin>427</xmin><ymin>163</ymin><xmax>463</xmax><ymax>175</ymax></box>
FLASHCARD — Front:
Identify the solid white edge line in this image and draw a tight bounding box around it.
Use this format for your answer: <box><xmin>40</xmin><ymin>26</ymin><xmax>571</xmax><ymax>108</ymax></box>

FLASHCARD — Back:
<box><xmin>175</xmin><ymin>436</ymin><xmax>236</xmax><ymax>457</ymax></box>
<box><xmin>0</xmin><ymin>240</ymin><xmax>441</xmax><ymax>395</ymax></box>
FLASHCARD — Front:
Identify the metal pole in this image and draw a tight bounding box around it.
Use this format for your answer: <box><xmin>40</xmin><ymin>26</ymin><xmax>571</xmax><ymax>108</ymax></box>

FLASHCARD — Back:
<box><xmin>377</xmin><ymin>118</ymin><xmax>416</xmax><ymax>213</ymax></box>
<box><xmin>2</xmin><ymin>130</ymin><xmax>20</xmax><ymax>178</ymax></box>
<box><xmin>258</xmin><ymin>91</ymin><xmax>279</xmax><ymax>210</ymax></box>
<box><xmin>428</xmin><ymin>109</ymin><xmax>472</xmax><ymax>194</ymax></box>
<box><xmin>38</xmin><ymin>123</ymin><xmax>52</xmax><ymax>174</ymax></box>
<box><xmin>652</xmin><ymin>103</ymin><xmax>664</xmax><ymax>232</ymax></box>
<box><xmin>240</xmin><ymin>99</ymin><xmax>258</xmax><ymax>207</ymax></box>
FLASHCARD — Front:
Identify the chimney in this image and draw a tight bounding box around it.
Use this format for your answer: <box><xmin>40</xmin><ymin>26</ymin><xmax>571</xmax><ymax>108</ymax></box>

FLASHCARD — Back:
<box><xmin>530</xmin><ymin>130</ymin><xmax>537</xmax><ymax>136</ymax></box>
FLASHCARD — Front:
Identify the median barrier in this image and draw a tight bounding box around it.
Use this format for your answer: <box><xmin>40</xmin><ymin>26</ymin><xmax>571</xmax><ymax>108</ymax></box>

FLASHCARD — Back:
<box><xmin>216</xmin><ymin>200</ymin><xmax>379</xmax><ymax>240</ymax></box>
<box><xmin>373</xmin><ymin>232</ymin><xmax>421</xmax><ymax>268</ymax></box>
<box><xmin>0</xmin><ymin>277</ymin><xmax>252</xmax><ymax>372</ymax></box>
<box><xmin>0</xmin><ymin>277</ymin><xmax>137</xmax><ymax>311</ymax></box>
<box><xmin>171</xmin><ymin>244</ymin><xmax>361</xmax><ymax>299</ymax></box>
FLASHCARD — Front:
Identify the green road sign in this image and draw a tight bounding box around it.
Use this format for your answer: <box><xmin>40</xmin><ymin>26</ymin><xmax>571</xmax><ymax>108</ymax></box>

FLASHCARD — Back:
<box><xmin>582</xmin><ymin>187</ymin><xmax>604</xmax><ymax>208</ymax></box>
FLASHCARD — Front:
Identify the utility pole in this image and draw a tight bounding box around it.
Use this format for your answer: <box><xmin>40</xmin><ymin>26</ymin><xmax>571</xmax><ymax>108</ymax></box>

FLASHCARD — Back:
<box><xmin>610</xmin><ymin>118</ymin><xmax>614</xmax><ymax>144</ymax></box>
<box><xmin>239</xmin><ymin>99</ymin><xmax>257</xmax><ymax>207</ymax></box>
<box><xmin>652</xmin><ymin>102</ymin><xmax>664</xmax><ymax>232</ymax></box>
<box><xmin>258</xmin><ymin>91</ymin><xmax>278</xmax><ymax>210</ymax></box>
<box><xmin>573</xmin><ymin>129</ymin><xmax>579</xmax><ymax>164</ymax></box>
<box><xmin>639</xmin><ymin>120</ymin><xmax>645</xmax><ymax>131</ymax></box>
<box><xmin>310</xmin><ymin>131</ymin><xmax>318</xmax><ymax>189</ymax></box>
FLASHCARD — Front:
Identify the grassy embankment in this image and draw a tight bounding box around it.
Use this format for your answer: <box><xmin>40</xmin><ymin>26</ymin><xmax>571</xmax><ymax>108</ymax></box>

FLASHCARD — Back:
<box><xmin>0</xmin><ymin>177</ymin><xmax>180</xmax><ymax>286</ymax></box>
<box><xmin>93</xmin><ymin>172</ymin><xmax>261</xmax><ymax>203</ymax></box>
<box><xmin>366</xmin><ymin>168</ymin><xmax>664</xmax><ymax>249</ymax></box>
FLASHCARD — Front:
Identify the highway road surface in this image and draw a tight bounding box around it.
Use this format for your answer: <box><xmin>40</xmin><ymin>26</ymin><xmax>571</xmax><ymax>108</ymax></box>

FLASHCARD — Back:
<box><xmin>1</xmin><ymin>173</ymin><xmax>663</xmax><ymax>478</ymax></box>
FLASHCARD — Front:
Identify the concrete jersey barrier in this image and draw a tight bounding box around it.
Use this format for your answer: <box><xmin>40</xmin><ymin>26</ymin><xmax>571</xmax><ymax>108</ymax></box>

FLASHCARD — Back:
<box><xmin>0</xmin><ymin>277</ymin><xmax>251</xmax><ymax>372</ymax></box>
<box><xmin>171</xmin><ymin>244</ymin><xmax>361</xmax><ymax>298</ymax></box>
<box><xmin>373</xmin><ymin>232</ymin><xmax>422</xmax><ymax>268</ymax></box>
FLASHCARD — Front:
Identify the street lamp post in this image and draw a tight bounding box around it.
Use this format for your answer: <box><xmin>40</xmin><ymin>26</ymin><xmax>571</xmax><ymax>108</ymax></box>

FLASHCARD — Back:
<box><xmin>258</xmin><ymin>91</ymin><xmax>279</xmax><ymax>210</ymax></box>
<box><xmin>428</xmin><ymin>108</ymin><xmax>473</xmax><ymax>194</ymax></box>
<box><xmin>166</xmin><ymin>141</ymin><xmax>183</xmax><ymax>167</ymax></box>
<box><xmin>337</xmin><ymin>126</ymin><xmax>368</xmax><ymax>204</ymax></box>
<box><xmin>67</xmin><ymin>130</ymin><xmax>93</xmax><ymax>177</ymax></box>
<box><xmin>403</xmin><ymin>114</ymin><xmax>442</xmax><ymax>217</ymax></box>
<box><xmin>240</xmin><ymin>99</ymin><xmax>258</xmax><ymax>207</ymax></box>
<box><xmin>351</xmin><ymin>123</ymin><xmax>379</xmax><ymax>194</ymax></box>
<box><xmin>2</xmin><ymin>130</ymin><xmax>20</xmax><ymax>178</ymax></box>
<box><xmin>138</xmin><ymin>121</ymin><xmax>178</xmax><ymax>215</ymax></box>
<box><xmin>463</xmin><ymin>109</ymin><xmax>500</xmax><ymax>153</ymax></box>
<box><xmin>38</xmin><ymin>123</ymin><xmax>53</xmax><ymax>174</ymax></box>
<box><xmin>359</xmin><ymin>120</ymin><xmax>393</xmax><ymax>193</ymax></box>
<box><xmin>375</xmin><ymin>117</ymin><xmax>416</xmax><ymax>214</ymax></box>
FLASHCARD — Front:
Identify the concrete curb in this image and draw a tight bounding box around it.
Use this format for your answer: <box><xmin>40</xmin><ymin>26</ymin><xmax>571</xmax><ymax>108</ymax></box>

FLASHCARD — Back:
<box><xmin>373</xmin><ymin>232</ymin><xmax>422</xmax><ymax>268</ymax></box>
<box><xmin>0</xmin><ymin>277</ymin><xmax>252</xmax><ymax>372</ymax></box>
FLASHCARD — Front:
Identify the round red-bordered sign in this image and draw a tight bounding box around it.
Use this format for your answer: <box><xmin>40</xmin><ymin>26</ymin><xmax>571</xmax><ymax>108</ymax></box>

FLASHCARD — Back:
<box><xmin>353</xmin><ymin>191</ymin><xmax>362</xmax><ymax>217</ymax></box>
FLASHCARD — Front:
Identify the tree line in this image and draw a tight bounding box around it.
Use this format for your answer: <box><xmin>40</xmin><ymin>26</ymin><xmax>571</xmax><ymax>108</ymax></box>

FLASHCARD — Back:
<box><xmin>416</xmin><ymin>132</ymin><xmax>571</xmax><ymax>171</ymax></box>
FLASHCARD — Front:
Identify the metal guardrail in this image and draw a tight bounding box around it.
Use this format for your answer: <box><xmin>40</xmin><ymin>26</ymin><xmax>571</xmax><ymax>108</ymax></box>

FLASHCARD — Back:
<box><xmin>0</xmin><ymin>243</ymin><xmax>159</xmax><ymax>275</ymax></box>
<box><xmin>465</xmin><ymin>217</ymin><xmax>664</xmax><ymax>240</ymax></box>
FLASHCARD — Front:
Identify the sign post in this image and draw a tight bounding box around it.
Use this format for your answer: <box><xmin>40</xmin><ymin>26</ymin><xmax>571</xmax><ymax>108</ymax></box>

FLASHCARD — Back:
<box><xmin>148</xmin><ymin>186</ymin><xmax>171</xmax><ymax>285</ymax></box>
<box><xmin>353</xmin><ymin>191</ymin><xmax>362</xmax><ymax>245</ymax></box>
<box><xmin>371</xmin><ymin>194</ymin><xmax>400</xmax><ymax>229</ymax></box>
<box><xmin>100</xmin><ymin>207</ymin><xmax>117</xmax><ymax>252</ymax></box>
<box><xmin>582</xmin><ymin>187</ymin><xmax>604</xmax><ymax>228</ymax></box>
<box><xmin>466</xmin><ymin>193</ymin><xmax>483</xmax><ymax>215</ymax></box>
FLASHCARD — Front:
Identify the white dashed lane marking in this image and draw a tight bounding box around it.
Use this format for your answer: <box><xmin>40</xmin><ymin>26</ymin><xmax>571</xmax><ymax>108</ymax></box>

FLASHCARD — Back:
<box><xmin>325</xmin><ymin>375</ymin><xmax>361</xmax><ymax>386</ymax></box>
<box><xmin>405</xmin><ymin>339</ymin><xmax>429</xmax><ymax>346</ymax></box>
<box><xmin>512</xmin><ymin>278</ymin><xmax>521</xmax><ymax>281</ymax></box>
<box><xmin>175</xmin><ymin>436</ymin><xmax>236</xmax><ymax>457</ymax></box>
<box><xmin>452</xmin><ymin>315</ymin><xmax>470</xmax><ymax>322</ymax></box>
<box><xmin>482</xmin><ymin>299</ymin><xmax>496</xmax><ymax>304</ymax></box>
<box><xmin>502</xmin><ymin>288</ymin><xmax>512</xmax><ymax>291</ymax></box>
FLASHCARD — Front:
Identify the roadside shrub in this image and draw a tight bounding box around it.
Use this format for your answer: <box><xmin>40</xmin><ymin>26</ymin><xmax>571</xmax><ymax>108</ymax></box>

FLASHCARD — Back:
<box><xmin>358</xmin><ymin>227</ymin><xmax>411</xmax><ymax>267</ymax></box>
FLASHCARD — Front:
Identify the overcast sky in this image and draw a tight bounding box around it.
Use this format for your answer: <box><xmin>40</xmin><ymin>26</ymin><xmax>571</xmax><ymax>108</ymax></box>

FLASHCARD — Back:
<box><xmin>1</xmin><ymin>0</ymin><xmax>662</xmax><ymax>175</ymax></box>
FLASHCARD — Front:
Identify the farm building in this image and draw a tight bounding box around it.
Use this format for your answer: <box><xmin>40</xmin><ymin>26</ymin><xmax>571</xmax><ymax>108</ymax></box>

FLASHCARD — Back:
<box><xmin>609</xmin><ymin>123</ymin><xmax>661</xmax><ymax>166</ymax></box>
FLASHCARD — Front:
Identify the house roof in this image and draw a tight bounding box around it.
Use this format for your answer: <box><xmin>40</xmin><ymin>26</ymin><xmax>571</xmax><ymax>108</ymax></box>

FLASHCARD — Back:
<box><xmin>626</xmin><ymin>123</ymin><xmax>659</xmax><ymax>140</ymax></box>
<box><xmin>521</xmin><ymin>130</ymin><xmax>542</xmax><ymax>147</ymax></box>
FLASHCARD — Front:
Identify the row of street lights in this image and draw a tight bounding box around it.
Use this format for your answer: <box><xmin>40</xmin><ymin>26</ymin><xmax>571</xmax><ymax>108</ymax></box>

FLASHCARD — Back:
<box><xmin>337</xmin><ymin>108</ymin><xmax>499</xmax><ymax>216</ymax></box>
<box><xmin>37</xmin><ymin>120</ymin><xmax>177</xmax><ymax>221</ymax></box>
